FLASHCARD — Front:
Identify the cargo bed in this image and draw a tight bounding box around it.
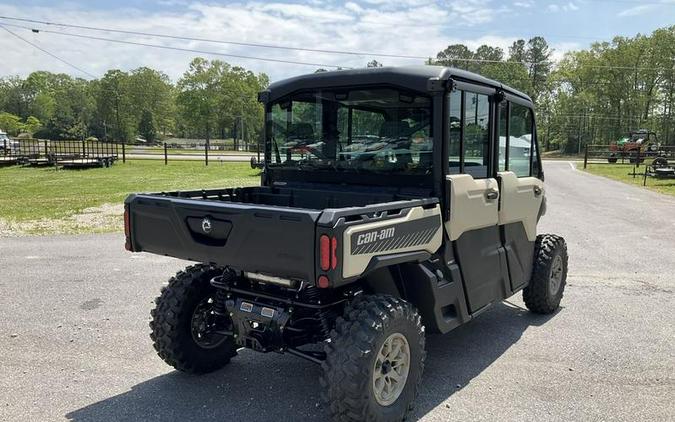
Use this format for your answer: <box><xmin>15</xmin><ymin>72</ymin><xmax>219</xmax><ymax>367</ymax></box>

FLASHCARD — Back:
<box><xmin>125</xmin><ymin>185</ymin><xmax>435</xmax><ymax>283</ymax></box>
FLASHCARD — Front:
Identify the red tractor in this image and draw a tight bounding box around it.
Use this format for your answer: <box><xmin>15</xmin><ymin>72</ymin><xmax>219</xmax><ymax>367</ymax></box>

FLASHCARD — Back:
<box><xmin>608</xmin><ymin>130</ymin><xmax>659</xmax><ymax>163</ymax></box>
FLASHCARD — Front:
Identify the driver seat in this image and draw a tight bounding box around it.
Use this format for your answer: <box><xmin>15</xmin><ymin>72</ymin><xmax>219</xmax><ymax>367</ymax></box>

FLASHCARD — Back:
<box><xmin>380</xmin><ymin>121</ymin><xmax>412</xmax><ymax>167</ymax></box>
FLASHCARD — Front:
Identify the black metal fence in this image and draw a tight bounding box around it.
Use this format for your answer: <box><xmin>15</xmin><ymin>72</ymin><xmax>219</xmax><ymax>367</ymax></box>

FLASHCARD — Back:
<box><xmin>583</xmin><ymin>145</ymin><xmax>675</xmax><ymax>168</ymax></box>
<box><xmin>126</xmin><ymin>142</ymin><xmax>259</xmax><ymax>165</ymax></box>
<box><xmin>0</xmin><ymin>138</ymin><xmax>259</xmax><ymax>168</ymax></box>
<box><xmin>582</xmin><ymin>144</ymin><xmax>675</xmax><ymax>186</ymax></box>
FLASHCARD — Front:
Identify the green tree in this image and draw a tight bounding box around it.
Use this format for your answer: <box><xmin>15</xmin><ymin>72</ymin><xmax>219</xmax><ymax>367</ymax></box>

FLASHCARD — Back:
<box><xmin>176</xmin><ymin>58</ymin><xmax>268</xmax><ymax>149</ymax></box>
<box><xmin>127</xmin><ymin>67</ymin><xmax>175</xmax><ymax>137</ymax></box>
<box><xmin>176</xmin><ymin>58</ymin><xmax>223</xmax><ymax>143</ymax></box>
<box><xmin>0</xmin><ymin>76</ymin><xmax>29</xmax><ymax>117</ymax></box>
<box><xmin>508</xmin><ymin>40</ymin><xmax>527</xmax><ymax>63</ymax></box>
<box><xmin>96</xmin><ymin>70</ymin><xmax>134</xmax><ymax>142</ymax></box>
<box><xmin>138</xmin><ymin>109</ymin><xmax>157</xmax><ymax>143</ymax></box>
<box><xmin>526</xmin><ymin>37</ymin><xmax>553</xmax><ymax>102</ymax></box>
<box><xmin>432</xmin><ymin>43</ymin><xmax>532</xmax><ymax>94</ymax></box>
<box><xmin>22</xmin><ymin>116</ymin><xmax>42</xmax><ymax>135</ymax></box>
<box><xmin>0</xmin><ymin>112</ymin><xmax>22</xmax><ymax>135</ymax></box>
<box><xmin>434</xmin><ymin>44</ymin><xmax>475</xmax><ymax>71</ymax></box>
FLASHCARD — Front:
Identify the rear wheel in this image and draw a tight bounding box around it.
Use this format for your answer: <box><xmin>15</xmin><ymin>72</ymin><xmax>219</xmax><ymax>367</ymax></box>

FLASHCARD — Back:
<box><xmin>321</xmin><ymin>295</ymin><xmax>425</xmax><ymax>422</ymax></box>
<box><xmin>150</xmin><ymin>264</ymin><xmax>237</xmax><ymax>374</ymax></box>
<box><xmin>523</xmin><ymin>234</ymin><xmax>568</xmax><ymax>314</ymax></box>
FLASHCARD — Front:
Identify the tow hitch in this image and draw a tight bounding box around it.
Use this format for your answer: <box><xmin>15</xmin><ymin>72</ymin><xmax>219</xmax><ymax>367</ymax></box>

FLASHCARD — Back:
<box><xmin>210</xmin><ymin>269</ymin><xmax>345</xmax><ymax>364</ymax></box>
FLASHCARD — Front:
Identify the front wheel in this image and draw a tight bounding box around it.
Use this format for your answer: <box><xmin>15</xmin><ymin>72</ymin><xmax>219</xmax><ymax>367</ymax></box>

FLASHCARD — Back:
<box><xmin>321</xmin><ymin>295</ymin><xmax>425</xmax><ymax>422</ymax></box>
<box><xmin>523</xmin><ymin>234</ymin><xmax>568</xmax><ymax>314</ymax></box>
<box><xmin>150</xmin><ymin>264</ymin><xmax>237</xmax><ymax>374</ymax></box>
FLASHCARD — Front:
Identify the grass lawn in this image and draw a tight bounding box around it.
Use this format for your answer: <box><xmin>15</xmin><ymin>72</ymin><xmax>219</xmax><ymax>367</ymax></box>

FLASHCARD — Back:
<box><xmin>0</xmin><ymin>160</ymin><xmax>260</xmax><ymax>234</ymax></box>
<box><xmin>583</xmin><ymin>163</ymin><xmax>675</xmax><ymax>196</ymax></box>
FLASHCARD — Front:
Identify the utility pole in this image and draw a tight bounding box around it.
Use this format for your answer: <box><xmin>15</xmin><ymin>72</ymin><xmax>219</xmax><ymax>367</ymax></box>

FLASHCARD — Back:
<box><xmin>241</xmin><ymin>102</ymin><xmax>245</xmax><ymax>151</ymax></box>
<box><xmin>545</xmin><ymin>111</ymin><xmax>551</xmax><ymax>152</ymax></box>
<box><xmin>577</xmin><ymin>114</ymin><xmax>582</xmax><ymax>155</ymax></box>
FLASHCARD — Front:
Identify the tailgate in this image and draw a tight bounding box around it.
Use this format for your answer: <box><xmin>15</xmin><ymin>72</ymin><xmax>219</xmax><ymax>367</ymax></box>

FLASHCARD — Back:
<box><xmin>125</xmin><ymin>194</ymin><xmax>321</xmax><ymax>282</ymax></box>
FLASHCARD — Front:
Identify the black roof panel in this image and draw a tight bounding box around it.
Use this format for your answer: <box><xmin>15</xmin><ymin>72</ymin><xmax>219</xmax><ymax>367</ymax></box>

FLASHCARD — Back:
<box><xmin>265</xmin><ymin>65</ymin><xmax>532</xmax><ymax>103</ymax></box>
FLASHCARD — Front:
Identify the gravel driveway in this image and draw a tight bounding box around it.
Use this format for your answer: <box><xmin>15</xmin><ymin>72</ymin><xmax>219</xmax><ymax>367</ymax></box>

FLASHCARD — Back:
<box><xmin>0</xmin><ymin>161</ymin><xmax>673</xmax><ymax>421</ymax></box>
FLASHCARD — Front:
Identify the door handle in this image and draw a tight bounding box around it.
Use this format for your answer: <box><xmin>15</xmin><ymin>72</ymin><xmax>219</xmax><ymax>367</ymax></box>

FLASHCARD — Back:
<box><xmin>533</xmin><ymin>186</ymin><xmax>543</xmax><ymax>196</ymax></box>
<box><xmin>485</xmin><ymin>190</ymin><xmax>499</xmax><ymax>201</ymax></box>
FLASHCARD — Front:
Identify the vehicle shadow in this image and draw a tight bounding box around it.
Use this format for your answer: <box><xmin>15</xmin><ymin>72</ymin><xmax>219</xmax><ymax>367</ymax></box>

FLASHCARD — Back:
<box><xmin>65</xmin><ymin>302</ymin><xmax>556</xmax><ymax>422</ymax></box>
<box><xmin>410</xmin><ymin>302</ymin><xmax>556</xmax><ymax>420</ymax></box>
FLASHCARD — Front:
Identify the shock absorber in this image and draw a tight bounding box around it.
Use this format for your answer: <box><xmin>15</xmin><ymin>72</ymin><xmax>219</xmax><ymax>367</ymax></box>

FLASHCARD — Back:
<box><xmin>213</xmin><ymin>268</ymin><xmax>236</xmax><ymax>316</ymax></box>
<box><xmin>301</xmin><ymin>286</ymin><xmax>332</xmax><ymax>338</ymax></box>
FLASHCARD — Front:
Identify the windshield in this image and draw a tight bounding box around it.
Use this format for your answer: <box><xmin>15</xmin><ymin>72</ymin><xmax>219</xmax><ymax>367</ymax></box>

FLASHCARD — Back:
<box><xmin>266</xmin><ymin>88</ymin><xmax>432</xmax><ymax>175</ymax></box>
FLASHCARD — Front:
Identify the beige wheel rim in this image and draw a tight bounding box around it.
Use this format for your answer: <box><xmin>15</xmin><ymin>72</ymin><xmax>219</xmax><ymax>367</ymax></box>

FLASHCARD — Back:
<box><xmin>372</xmin><ymin>332</ymin><xmax>411</xmax><ymax>406</ymax></box>
<box><xmin>549</xmin><ymin>254</ymin><xmax>564</xmax><ymax>296</ymax></box>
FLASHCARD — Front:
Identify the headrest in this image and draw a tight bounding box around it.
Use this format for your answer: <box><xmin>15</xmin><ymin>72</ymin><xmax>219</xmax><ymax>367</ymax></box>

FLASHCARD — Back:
<box><xmin>287</xmin><ymin>123</ymin><xmax>314</xmax><ymax>139</ymax></box>
<box><xmin>379</xmin><ymin>121</ymin><xmax>411</xmax><ymax>138</ymax></box>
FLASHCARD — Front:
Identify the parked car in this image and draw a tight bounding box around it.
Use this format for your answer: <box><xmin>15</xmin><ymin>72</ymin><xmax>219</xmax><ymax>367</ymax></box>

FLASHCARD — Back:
<box><xmin>0</xmin><ymin>130</ymin><xmax>20</xmax><ymax>154</ymax></box>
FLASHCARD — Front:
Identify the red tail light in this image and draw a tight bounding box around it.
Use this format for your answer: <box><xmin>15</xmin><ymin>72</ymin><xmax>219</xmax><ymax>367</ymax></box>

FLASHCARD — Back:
<box><xmin>331</xmin><ymin>236</ymin><xmax>338</xmax><ymax>270</ymax></box>
<box><xmin>320</xmin><ymin>234</ymin><xmax>330</xmax><ymax>271</ymax></box>
<box><xmin>124</xmin><ymin>206</ymin><xmax>132</xmax><ymax>251</ymax></box>
<box><xmin>317</xmin><ymin>275</ymin><xmax>330</xmax><ymax>288</ymax></box>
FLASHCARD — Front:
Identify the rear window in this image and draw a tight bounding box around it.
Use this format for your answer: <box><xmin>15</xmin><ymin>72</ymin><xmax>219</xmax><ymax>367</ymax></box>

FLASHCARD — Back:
<box><xmin>267</xmin><ymin>88</ymin><xmax>433</xmax><ymax>176</ymax></box>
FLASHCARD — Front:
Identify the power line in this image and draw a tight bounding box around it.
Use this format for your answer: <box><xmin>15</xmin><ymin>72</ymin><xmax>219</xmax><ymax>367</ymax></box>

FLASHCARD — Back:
<box><xmin>1</xmin><ymin>11</ymin><xmax>670</xmax><ymax>43</ymax></box>
<box><xmin>551</xmin><ymin>114</ymin><xmax>647</xmax><ymax>121</ymax></box>
<box><xmin>0</xmin><ymin>16</ymin><xmax>427</xmax><ymax>61</ymax></box>
<box><xmin>1</xmin><ymin>22</ymin><xmax>346</xmax><ymax>69</ymax></box>
<box><xmin>1</xmin><ymin>18</ymin><xmax>673</xmax><ymax>75</ymax></box>
<box><xmin>4</xmin><ymin>18</ymin><xmax>673</xmax><ymax>72</ymax></box>
<box><xmin>0</xmin><ymin>15</ymin><xmax>648</xmax><ymax>67</ymax></box>
<box><xmin>0</xmin><ymin>15</ymin><xmax>627</xmax><ymax>62</ymax></box>
<box><xmin>0</xmin><ymin>24</ymin><xmax>96</xmax><ymax>78</ymax></box>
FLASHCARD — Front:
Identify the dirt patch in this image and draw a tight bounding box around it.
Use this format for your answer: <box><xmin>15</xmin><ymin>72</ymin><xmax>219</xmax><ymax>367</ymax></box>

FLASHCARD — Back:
<box><xmin>0</xmin><ymin>203</ymin><xmax>124</xmax><ymax>236</ymax></box>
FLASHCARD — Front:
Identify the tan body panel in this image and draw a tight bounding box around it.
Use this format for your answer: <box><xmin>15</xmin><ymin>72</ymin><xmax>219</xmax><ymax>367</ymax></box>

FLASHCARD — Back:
<box><xmin>497</xmin><ymin>171</ymin><xmax>544</xmax><ymax>241</ymax></box>
<box><xmin>445</xmin><ymin>174</ymin><xmax>499</xmax><ymax>241</ymax></box>
<box><xmin>342</xmin><ymin>205</ymin><xmax>443</xmax><ymax>279</ymax></box>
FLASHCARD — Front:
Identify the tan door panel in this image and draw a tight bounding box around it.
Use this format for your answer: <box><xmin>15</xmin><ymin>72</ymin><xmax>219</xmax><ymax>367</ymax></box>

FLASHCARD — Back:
<box><xmin>497</xmin><ymin>171</ymin><xmax>544</xmax><ymax>241</ymax></box>
<box><xmin>445</xmin><ymin>174</ymin><xmax>499</xmax><ymax>241</ymax></box>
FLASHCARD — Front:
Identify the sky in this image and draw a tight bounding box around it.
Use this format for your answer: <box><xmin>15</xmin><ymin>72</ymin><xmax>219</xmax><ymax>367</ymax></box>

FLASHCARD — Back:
<box><xmin>0</xmin><ymin>0</ymin><xmax>673</xmax><ymax>83</ymax></box>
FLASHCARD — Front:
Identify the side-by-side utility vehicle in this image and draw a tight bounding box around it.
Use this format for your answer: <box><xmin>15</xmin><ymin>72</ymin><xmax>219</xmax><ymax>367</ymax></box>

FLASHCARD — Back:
<box><xmin>124</xmin><ymin>66</ymin><xmax>568</xmax><ymax>422</ymax></box>
<box><xmin>608</xmin><ymin>129</ymin><xmax>660</xmax><ymax>163</ymax></box>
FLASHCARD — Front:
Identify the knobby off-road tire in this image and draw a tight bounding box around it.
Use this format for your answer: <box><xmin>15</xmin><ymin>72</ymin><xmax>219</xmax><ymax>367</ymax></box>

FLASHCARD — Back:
<box><xmin>321</xmin><ymin>295</ymin><xmax>425</xmax><ymax>422</ymax></box>
<box><xmin>150</xmin><ymin>264</ymin><xmax>237</xmax><ymax>374</ymax></box>
<box><xmin>523</xmin><ymin>234</ymin><xmax>568</xmax><ymax>314</ymax></box>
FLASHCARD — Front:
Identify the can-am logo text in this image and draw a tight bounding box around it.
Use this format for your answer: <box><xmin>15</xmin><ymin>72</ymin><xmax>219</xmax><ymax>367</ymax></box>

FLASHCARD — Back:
<box><xmin>356</xmin><ymin>227</ymin><xmax>395</xmax><ymax>246</ymax></box>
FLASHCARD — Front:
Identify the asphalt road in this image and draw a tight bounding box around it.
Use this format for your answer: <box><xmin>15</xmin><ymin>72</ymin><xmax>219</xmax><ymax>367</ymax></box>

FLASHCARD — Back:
<box><xmin>1</xmin><ymin>161</ymin><xmax>673</xmax><ymax>421</ymax></box>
